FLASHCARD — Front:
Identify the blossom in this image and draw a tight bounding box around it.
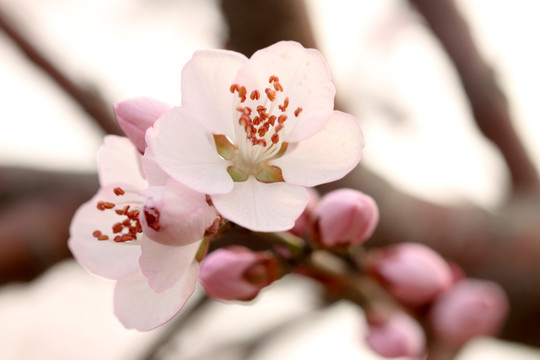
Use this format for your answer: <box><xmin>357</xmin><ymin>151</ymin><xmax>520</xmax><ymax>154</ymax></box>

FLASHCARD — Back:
<box><xmin>146</xmin><ymin>41</ymin><xmax>364</xmax><ymax>232</ymax></box>
<box><xmin>114</xmin><ymin>97</ymin><xmax>173</xmax><ymax>152</ymax></box>
<box><xmin>69</xmin><ymin>135</ymin><xmax>218</xmax><ymax>330</ymax></box>
<box><xmin>314</xmin><ymin>188</ymin><xmax>378</xmax><ymax>247</ymax></box>
<box><xmin>199</xmin><ymin>246</ymin><xmax>279</xmax><ymax>301</ymax></box>
<box><xmin>430</xmin><ymin>279</ymin><xmax>509</xmax><ymax>347</ymax></box>
<box><xmin>365</xmin><ymin>309</ymin><xmax>426</xmax><ymax>358</ymax></box>
<box><xmin>367</xmin><ymin>243</ymin><xmax>452</xmax><ymax>306</ymax></box>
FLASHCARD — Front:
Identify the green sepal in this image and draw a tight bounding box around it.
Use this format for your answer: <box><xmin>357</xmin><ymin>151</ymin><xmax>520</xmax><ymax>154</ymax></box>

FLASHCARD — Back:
<box><xmin>227</xmin><ymin>166</ymin><xmax>249</xmax><ymax>182</ymax></box>
<box><xmin>213</xmin><ymin>134</ymin><xmax>236</xmax><ymax>160</ymax></box>
<box><xmin>255</xmin><ymin>165</ymin><xmax>285</xmax><ymax>183</ymax></box>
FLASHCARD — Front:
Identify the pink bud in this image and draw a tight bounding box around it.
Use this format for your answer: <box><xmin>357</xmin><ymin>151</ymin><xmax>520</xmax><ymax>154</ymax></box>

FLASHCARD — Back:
<box><xmin>290</xmin><ymin>187</ymin><xmax>319</xmax><ymax>237</ymax></box>
<box><xmin>368</xmin><ymin>243</ymin><xmax>452</xmax><ymax>306</ymax></box>
<box><xmin>430</xmin><ymin>279</ymin><xmax>509</xmax><ymax>347</ymax></box>
<box><xmin>199</xmin><ymin>246</ymin><xmax>277</xmax><ymax>301</ymax></box>
<box><xmin>114</xmin><ymin>97</ymin><xmax>173</xmax><ymax>152</ymax></box>
<box><xmin>315</xmin><ymin>189</ymin><xmax>378</xmax><ymax>247</ymax></box>
<box><xmin>365</xmin><ymin>310</ymin><xmax>426</xmax><ymax>358</ymax></box>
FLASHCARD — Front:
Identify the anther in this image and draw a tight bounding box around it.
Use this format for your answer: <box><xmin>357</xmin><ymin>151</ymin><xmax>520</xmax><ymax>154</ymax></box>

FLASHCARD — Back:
<box><xmin>236</xmin><ymin>106</ymin><xmax>252</xmax><ymax>115</ymax></box>
<box><xmin>230</xmin><ymin>84</ymin><xmax>239</xmax><ymax>93</ymax></box>
<box><xmin>113</xmin><ymin>187</ymin><xmax>125</xmax><ymax>196</ymax></box>
<box><xmin>112</xmin><ymin>223</ymin><xmax>123</xmax><ymax>233</ymax></box>
<box><xmin>269</xmin><ymin>75</ymin><xmax>279</xmax><ymax>83</ymax></box>
<box><xmin>271</xmin><ymin>134</ymin><xmax>280</xmax><ymax>144</ymax></box>
<box><xmin>278</xmin><ymin>97</ymin><xmax>289</xmax><ymax>112</ymax></box>
<box><xmin>268</xmin><ymin>115</ymin><xmax>276</xmax><ymax>126</ymax></box>
<box><xmin>273</xmin><ymin>82</ymin><xmax>283</xmax><ymax>92</ymax></box>
<box><xmin>238</xmin><ymin>86</ymin><xmax>247</xmax><ymax>102</ymax></box>
<box><xmin>250</xmin><ymin>90</ymin><xmax>260</xmax><ymax>100</ymax></box>
<box><xmin>97</xmin><ymin>201</ymin><xmax>115</xmax><ymax>211</ymax></box>
<box><xmin>265</xmin><ymin>88</ymin><xmax>276</xmax><ymax>102</ymax></box>
<box><xmin>278</xmin><ymin>114</ymin><xmax>288</xmax><ymax>124</ymax></box>
<box><xmin>294</xmin><ymin>107</ymin><xmax>303</xmax><ymax>117</ymax></box>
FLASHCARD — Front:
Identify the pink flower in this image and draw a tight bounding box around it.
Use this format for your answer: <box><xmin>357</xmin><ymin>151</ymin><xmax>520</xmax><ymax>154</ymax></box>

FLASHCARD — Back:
<box><xmin>430</xmin><ymin>279</ymin><xmax>509</xmax><ymax>347</ymax></box>
<box><xmin>114</xmin><ymin>97</ymin><xmax>173</xmax><ymax>152</ymax></box>
<box><xmin>314</xmin><ymin>188</ymin><xmax>378</xmax><ymax>246</ymax></box>
<box><xmin>69</xmin><ymin>135</ymin><xmax>218</xmax><ymax>330</ymax></box>
<box><xmin>146</xmin><ymin>41</ymin><xmax>364</xmax><ymax>232</ymax></box>
<box><xmin>368</xmin><ymin>243</ymin><xmax>452</xmax><ymax>306</ymax></box>
<box><xmin>365</xmin><ymin>309</ymin><xmax>426</xmax><ymax>358</ymax></box>
<box><xmin>199</xmin><ymin>246</ymin><xmax>278</xmax><ymax>301</ymax></box>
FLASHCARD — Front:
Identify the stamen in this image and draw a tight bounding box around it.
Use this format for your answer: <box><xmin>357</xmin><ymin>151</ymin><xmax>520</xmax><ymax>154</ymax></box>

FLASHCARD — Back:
<box><xmin>97</xmin><ymin>201</ymin><xmax>115</xmax><ymax>211</ymax></box>
<box><xmin>238</xmin><ymin>86</ymin><xmax>247</xmax><ymax>102</ymax></box>
<box><xmin>113</xmin><ymin>187</ymin><xmax>125</xmax><ymax>196</ymax></box>
<box><xmin>230</xmin><ymin>84</ymin><xmax>239</xmax><ymax>93</ymax></box>
<box><xmin>265</xmin><ymin>88</ymin><xmax>276</xmax><ymax>102</ymax></box>
<box><xmin>250</xmin><ymin>90</ymin><xmax>260</xmax><ymax>100</ymax></box>
<box><xmin>294</xmin><ymin>107</ymin><xmax>303</xmax><ymax>117</ymax></box>
<box><xmin>278</xmin><ymin>97</ymin><xmax>289</xmax><ymax>112</ymax></box>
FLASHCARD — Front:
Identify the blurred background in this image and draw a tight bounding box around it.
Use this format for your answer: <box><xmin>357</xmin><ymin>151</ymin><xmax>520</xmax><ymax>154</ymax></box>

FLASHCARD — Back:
<box><xmin>0</xmin><ymin>0</ymin><xmax>539</xmax><ymax>359</ymax></box>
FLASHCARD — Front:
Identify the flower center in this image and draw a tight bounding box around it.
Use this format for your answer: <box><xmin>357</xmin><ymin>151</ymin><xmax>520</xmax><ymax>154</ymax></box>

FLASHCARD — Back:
<box><xmin>92</xmin><ymin>187</ymin><xmax>144</xmax><ymax>243</ymax></box>
<box><xmin>215</xmin><ymin>75</ymin><xmax>303</xmax><ymax>183</ymax></box>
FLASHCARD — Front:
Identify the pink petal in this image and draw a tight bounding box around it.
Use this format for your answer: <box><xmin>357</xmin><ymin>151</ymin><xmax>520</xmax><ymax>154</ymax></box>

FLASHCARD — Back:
<box><xmin>114</xmin><ymin>97</ymin><xmax>173</xmax><ymax>152</ymax></box>
<box><xmin>139</xmin><ymin>237</ymin><xmax>201</xmax><ymax>292</ymax></box>
<box><xmin>211</xmin><ymin>176</ymin><xmax>308</xmax><ymax>232</ymax></box>
<box><xmin>146</xmin><ymin>107</ymin><xmax>233</xmax><ymax>194</ymax></box>
<box><xmin>140</xmin><ymin>148</ymin><xmax>170</xmax><ymax>186</ymax></box>
<box><xmin>113</xmin><ymin>263</ymin><xmax>199</xmax><ymax>331</ymax></box>
<box><xmin>141</xmin><ymin>179</ymin><xmax>218</xmax><ymax>246</ymax></box>
<box><xmin>236</xmin><ymin>41</ymin><xmax>336</xmax><ymax>142</ymax></box>
<box><xmin>271</xmin><ymin>111</ymin><xmax>364</xmax><ymax>187</ymax></box>
<box><xmin>98</xmin><ymin>136</ymin><xmax>148</xmax><ymax>190</ymax></box>
<box><xmin>68</xmin><ymin>187</ymin><xmax>142</xmax><ymax>280</ymax></box>
<box><xmin>181</xmin><ymin>49</ymin><xmax>248</xmax><ymax>138</ymax></box>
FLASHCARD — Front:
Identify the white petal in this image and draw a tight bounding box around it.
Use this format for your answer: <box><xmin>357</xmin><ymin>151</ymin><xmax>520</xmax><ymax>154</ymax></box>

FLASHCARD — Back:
<box><xmin>237</xmin><ymin>41</ymin><xmax>336</xmax><ymax>142</ymax></box>
<box><xmin>271</xmin><ymin>111</ymin><xmax>364</xmax><ymax>187</ymax></box>
<box><xmin>140</xmin><ymin>147</ymin><xmax>170</xmax><ymax>186</ymax></box>
<box><xmin>98</xmin><ymin>135</ymin><xmax>148</xmax><ymax>190</ymax></box>
<box><xmin>139</xmin><ymin>238</ymin><xmax>201</xmax><ymax>292</ymax></box>
<box><xmin>142</xmin><ymin>179</ymin><xmax>218</xmax><ymax>246</ymax></box>
<box><xmin>68</xmin><ymin>187</ymin><xmax>142</xmax><ymax>280</ymax></box>
<box><xmin>113</xmin><ymin>263</ymin><xmax>199</xmax><ymax>331</ymax></box>
<box><xmin>181</xmin><ymin>49</ymin><xmax>248</xmax><ymax>138</ymax></box>
<box><xmin>211</xmin><ymin>176</ymin><xmax>308</xmax><ymax>232</ymax></box>
<box><xmin>146</xmin><ymin>107</ymin><xmax>233</xmax><ymax>194</ymax></box>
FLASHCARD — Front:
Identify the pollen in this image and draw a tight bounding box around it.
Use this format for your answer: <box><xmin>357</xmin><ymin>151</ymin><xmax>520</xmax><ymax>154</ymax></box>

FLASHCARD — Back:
<box><xmin>92</xmin><ymin>187</ymin><xmax>143</xmax><ymax>243</ymax></box>
<box><xmin>230</xmin><ymin>74</ymin><xmax>299</xmax><ymax>154</ymax></box>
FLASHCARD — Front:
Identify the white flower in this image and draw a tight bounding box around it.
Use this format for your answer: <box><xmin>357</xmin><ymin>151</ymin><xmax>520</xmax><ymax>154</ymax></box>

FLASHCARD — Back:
<box><xmin>147</xmin><ymin>41</ymin><xmax>364</xmax><ymax>232</ymax></box>
<box><xmin>69</xmin><ymin>136</ymin><xmax>218</xmax><ymax>330</ymax></box>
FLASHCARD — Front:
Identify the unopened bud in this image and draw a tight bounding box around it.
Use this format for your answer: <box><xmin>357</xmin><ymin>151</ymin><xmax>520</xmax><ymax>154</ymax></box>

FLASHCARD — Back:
<box><xmin>365</xmin><ymin>309</ymin><xmax>425</xmax><ymax>358</ymax></box>
<box><xmin>114</xmin><ymin>97</ymin><xmax>173</xmax><ymax>152</ymax></box>
<box><xmin>368</xmin><ymin>243</ymin><xmax>452</xmax><ymax>306</ymax></box>
<box><xmin>200</xmin><ymin>246</ymin><xmax>278</xmax><ymax>301</ymax></box>
<box><xmin>430</xmin><ymin>279</ymin><xmax>509</xmax><ymax>347</ymax></box>
<box><xmin>314</xmin><ymin>189</ymin><xmax>378</xmax><ymax>247</ymax></box>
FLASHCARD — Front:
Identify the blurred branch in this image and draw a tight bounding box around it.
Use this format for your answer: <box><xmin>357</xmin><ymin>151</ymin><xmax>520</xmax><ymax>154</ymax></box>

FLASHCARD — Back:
<box><xmin>0</xmin><ymin>5</ymin><xmax>121</xmax><ymax>135</ymax></box>
<box><xmin>408</xmin><ymin>0</ymin><xmax>539</xmax><ymax>193</ymax></box>
<box><xmin>0</xmin><ymin>167</ymin><xmax>97</xmax><ymax>283</ymax></box>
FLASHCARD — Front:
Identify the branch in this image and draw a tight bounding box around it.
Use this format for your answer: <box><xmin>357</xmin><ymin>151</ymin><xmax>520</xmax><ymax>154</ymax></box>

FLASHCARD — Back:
<box><xmin>408</xmin><ymin>0</ymin><xmax>539</xmax><ymax>192</ymax></box>
<box><xmin>0</xmin><ymin>5</ymin><xmax>121</xmax><ymax>135</ymax></box>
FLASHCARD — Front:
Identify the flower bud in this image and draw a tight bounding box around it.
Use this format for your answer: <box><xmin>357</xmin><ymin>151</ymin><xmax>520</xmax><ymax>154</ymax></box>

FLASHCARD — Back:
<box><xmin>290</xmin><ymin>187</ymin><xmax>319</xmax><ymax>237</ymax></box>
<box><xmin>368</xmin><ymin>243</ymin><xmax>452</xmax><ymax>306</ymax></box>
<box><xmin>114</xmin><ymin>97</ymin><xmax>173</xmax><ymax>152</ymax></box>
<box><xmin>314</xmin><ymin>189</ymin><xmax>378</xmax><ymax>247</ymax></box>
<box><xmin>430</xmin><ymin>279</ymin><xmax>509</xmax><ymax>347</ymax></box>
<box><xmin>365</xmin><ymin>309</ymin><xmax>425</xmax><ymax>358</ymax></box>
<box><xmin>199</xmin><ymin>246</ymin><xmax>278</xmax><ymax>301</ymax></box>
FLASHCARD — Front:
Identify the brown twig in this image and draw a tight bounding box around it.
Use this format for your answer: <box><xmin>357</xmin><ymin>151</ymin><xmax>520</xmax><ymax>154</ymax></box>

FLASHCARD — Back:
<box><xmin>0</xmin><ymin>5</ymin><xmax>121</xmax><ymax>135</ymax></box>
<box><xmin>408</xmin><ymin>0</ymin><xmax>539</xmax><ymax>193</ymax></box>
